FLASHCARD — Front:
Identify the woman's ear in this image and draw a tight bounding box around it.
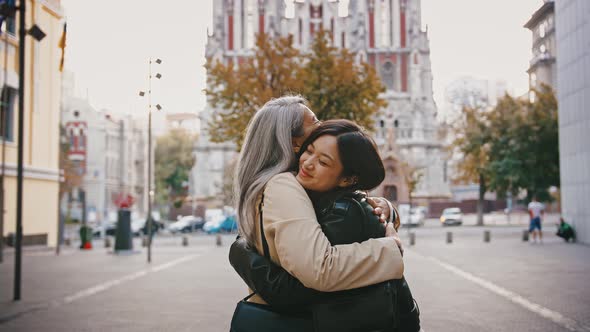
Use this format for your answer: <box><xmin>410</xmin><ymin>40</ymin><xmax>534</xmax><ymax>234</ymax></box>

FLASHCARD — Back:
<box><xmin>292</xmin><ymin>138</ymin><xmax>301</xmax><ymax>153</ymax></box>
<box><xmin>338</xmin><ymin>176</ymin><xmax>358</xmax><ymax>188</ymax></box>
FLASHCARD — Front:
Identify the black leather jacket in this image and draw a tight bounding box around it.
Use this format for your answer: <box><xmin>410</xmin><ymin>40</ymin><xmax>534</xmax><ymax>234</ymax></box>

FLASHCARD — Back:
<box><xmin>229</xmin><ymin>192</ymin><xmax>420</xmax><ymax>332</ymax></box>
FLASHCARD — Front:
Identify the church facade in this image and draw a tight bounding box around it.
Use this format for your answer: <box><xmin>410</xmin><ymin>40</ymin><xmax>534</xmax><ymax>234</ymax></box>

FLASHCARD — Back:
<box><xmin>193</xmin><ymin>0</ymin><xmax>450</xmax><ymax>204</ymax></box>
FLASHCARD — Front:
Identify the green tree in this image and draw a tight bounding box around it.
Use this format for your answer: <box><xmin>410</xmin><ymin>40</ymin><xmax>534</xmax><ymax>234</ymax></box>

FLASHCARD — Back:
<box><xmin>453</xmin><ymin>85</ymin><xmax>560</xmax><ymax>225</ymax></box>
<box><xmin>204</xmin><ymin>31</ymin><xmax>386</xmax><ymax>149</ymax></box>
<box><xmin>154</xmin><ymin>129</ymin><xmax>196</xmax><ymax>208</ymax></box>
<box><xmin>451</xmin><ymin>105</ymin><xmax>491</xmax><ymax>226</ymax></box>
<box><xmin>486</xmin><ymin>85</ymin><xmax>559</xmax><ymax>202</ymax></box>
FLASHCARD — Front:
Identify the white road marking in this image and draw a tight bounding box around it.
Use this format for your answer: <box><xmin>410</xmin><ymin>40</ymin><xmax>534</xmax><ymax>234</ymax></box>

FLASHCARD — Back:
<box><xmin>60</xmin><ymin>252</ymin><xmax>204</xmax><ymax>306</ymax></box>
<box><xmin>0</xmin><ymin>250</ymin><xmax>210</xmax><ymax>324</ymax></box>
<box><xmin>409</xmin><ymin>250</ymin><xmax>590</xmax><ymax>332</ymax></box>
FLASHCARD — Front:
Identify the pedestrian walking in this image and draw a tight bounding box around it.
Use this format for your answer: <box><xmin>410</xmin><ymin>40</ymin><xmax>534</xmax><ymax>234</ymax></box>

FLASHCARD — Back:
<box><xmin>528</xmin><ymin>196</ymin><xmax>545</xmax><ymax>243</ymax></box>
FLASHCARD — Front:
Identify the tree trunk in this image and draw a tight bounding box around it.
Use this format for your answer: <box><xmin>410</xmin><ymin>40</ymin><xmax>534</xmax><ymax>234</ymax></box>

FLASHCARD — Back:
<box><xmin>477</xmin><ymin>173</ymin><xmax>485</xmax><ymax>226</ymax></box>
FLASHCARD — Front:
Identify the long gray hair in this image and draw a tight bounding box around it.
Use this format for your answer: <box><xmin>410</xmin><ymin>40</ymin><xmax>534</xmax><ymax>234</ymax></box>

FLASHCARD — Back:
<box><xmin>235</xmin><ymin>95</ymin><xmax>309</xmax><ymax>245</ymax></box>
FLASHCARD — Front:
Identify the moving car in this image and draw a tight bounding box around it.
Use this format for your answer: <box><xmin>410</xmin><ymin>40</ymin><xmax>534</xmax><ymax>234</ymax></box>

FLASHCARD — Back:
<box><xmin>440</xmin><ymin>207</ymin><xmax>463</xmax><ymax>226</ymax></box>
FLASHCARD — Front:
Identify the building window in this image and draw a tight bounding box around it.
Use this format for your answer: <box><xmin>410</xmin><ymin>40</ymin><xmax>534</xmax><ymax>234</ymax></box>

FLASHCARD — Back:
<box><xmin>298</xmin><ymin>18</ymin><xmax>302</xmax><ymax>45</ymax></box>
<box><xmin>1</xmin><ymin>87</ymin><xmax>16</xmax><ymax>142</ymax></box>
<box><xmin>381</xmin><ymin>61</ymin><xmax>395</xmax><ymax>90</ymax></box>
<box><xmin>384</xmin><ymin>185</ymin><xmax>398</xmax><ymax>202</ymax></box>
<box><xmin>539</xmin><ymin>22</ymin><xmax>546</xmax><ymax>38</ymax></box>
<box><xmin>539</xmin><ymin>44</ymin><xmax>546</xmax><ymax>53</ymax></box>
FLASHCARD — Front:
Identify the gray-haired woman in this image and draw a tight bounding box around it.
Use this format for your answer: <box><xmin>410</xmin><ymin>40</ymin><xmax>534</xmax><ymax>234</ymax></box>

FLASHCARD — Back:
<box><xmin>232</xmin><ymin>95</ymin><xmax>403</xmax><ymax>305</ymax></box>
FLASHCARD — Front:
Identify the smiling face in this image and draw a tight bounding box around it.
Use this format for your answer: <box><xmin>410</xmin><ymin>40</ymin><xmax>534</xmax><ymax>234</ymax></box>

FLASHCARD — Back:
<box><xmin>292</xmin><ymin>108</ymin><xmax>321</xmax><ymax>153</ymax></box>
<box><xmin>296</xmin><ymin>135</ymin><xmax>354</xmax><ymax>192</ymax></box>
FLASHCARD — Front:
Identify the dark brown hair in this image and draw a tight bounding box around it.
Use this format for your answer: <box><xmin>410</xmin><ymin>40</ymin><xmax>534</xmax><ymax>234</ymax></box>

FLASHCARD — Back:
<box><xmin>297</xmin><ymin>119</ymin><xmax>385</xmax><ymax>191</ymax></box>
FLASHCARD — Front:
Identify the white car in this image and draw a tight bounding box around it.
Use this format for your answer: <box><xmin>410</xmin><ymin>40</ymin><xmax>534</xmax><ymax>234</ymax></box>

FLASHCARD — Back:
<box><xmin>440</xmin><ymin>207</ymin><xmax>463</xmax><ymax>226</ymax></box>
<box><xmin>168</xmin><ymin>216</ymin><xmax>204</xmax><ymax>233</ymax></box>
<box><xmin>398</xmin><ymin>205</ymin><xmax>425</xmax><ymax>227</ymax></box>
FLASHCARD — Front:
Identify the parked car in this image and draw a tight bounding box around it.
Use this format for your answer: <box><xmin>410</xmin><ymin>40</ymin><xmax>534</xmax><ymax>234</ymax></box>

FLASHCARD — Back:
<box><xmin>168</xmin><ymin>216</ymin><xmax>204</xmax><ymax>233</ymax></box>
<box><xmin>93</xmin><ymin>220</ymin><xmax>117</xmax><ymax>237</ymax></box>
<box><xmin>204</xmin><ymin>215</ymin><xmax>238</xmax><ymax>234</ymax></box>
<box><xmin>440</xmin><ymin>207</ymin><xmax>463</xmax><ymax>226</ymax></box>
<box><xmin>398</xmin><ymin>204</ymin><xmax>425</xmax><ymax>227</ymax></box>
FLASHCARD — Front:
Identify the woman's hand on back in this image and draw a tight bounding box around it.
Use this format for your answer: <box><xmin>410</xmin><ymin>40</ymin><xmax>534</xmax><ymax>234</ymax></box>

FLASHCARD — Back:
<box><xmin>366</xmin><ymin>197</ymin><xmax>400</xmax><ymax>230</ymax></box>
<box><xmin>385</xmin><ymin>222</ymin><xmax>403</xmax><ymax>256</ymax></box>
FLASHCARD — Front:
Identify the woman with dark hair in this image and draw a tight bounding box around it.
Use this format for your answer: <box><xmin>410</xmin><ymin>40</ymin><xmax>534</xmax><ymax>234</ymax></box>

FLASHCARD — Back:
<box><xmin>229</xmin><ymin>97</ymin><xmax>405</xmax><ymax>332</ymax></box>
<box><xmin>231</xmin><ymin>119</ymin><xmax>419</xmax><ymax>332</ymax></box>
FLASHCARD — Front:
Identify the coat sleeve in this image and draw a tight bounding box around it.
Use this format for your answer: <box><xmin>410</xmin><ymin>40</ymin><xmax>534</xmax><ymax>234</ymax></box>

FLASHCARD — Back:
<box><xmin>229</xmin><ymin>237</ymin><xmax>321</xmax><ymax>311</ymax></box>
<box><xmin>262</xmin><ymin>173</ymin><xmax>404</xmax><ymax>292</ymax></box>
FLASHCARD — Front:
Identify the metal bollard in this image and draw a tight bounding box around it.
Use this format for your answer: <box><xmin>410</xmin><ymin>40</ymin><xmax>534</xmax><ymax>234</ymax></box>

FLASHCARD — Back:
<box><xmin>182</xmin><ymin>235</ymin><xmax>188</xmax><ymax>246</ymax></box>
<box><xmin>409</xmin><ymin>232</ymin><xmax>416</xmax><ymax>246</ymax></box>
<box><xmin>104</xmin><ymin>237</ymin><xmax>111</xmax><ymax>248</ymax></box>
<box><xmin>446</xmin><ymin>231</ymin><xmax>453</xmax><ymax>244</ymax></box>
<box><xmin>522</xmin><ymin>230</ymin><xmax>529</xmax><ymax>242</ymax></box>
<box><xmin>216</xmin><ymin>234</ymin><xmax>222</xmax><ymax>247</ymax></box>
<box><xmin>484</xmin><ymin>230</ymin><xmax>491</xmax><ymax>243</ymax></box>
<box><xmin>142</xmin><ymin>236</ymin><xmax>148</xmax><ymax>247</ymax></box>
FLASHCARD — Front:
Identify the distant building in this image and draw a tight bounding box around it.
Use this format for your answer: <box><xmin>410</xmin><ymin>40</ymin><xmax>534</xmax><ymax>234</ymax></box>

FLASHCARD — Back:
<box><xmin>555</xmin><ymin>0</ymin><xmax>590</xmax><ymax>244</ymax></box>
<box><xmin>1</xmin><ymin>0</ymin><xmax>64</xmax><ymax>246</ymax></box>
<box><xmin>61</xmin><ymin>79</ymin><xmax>148</xmax><ymax>231</ymax></box>
<box><xmin>165</xmin><ymin>112</ymin><xmax>199</xmax><ymax>135</ymax></box>
<box><xmin>443</xmin><ymin>77</ymin><xmax>508</xmax><ymax>123</ymax></box>
<box><xmin>524</xmin><ymin>0</ymin><xmax>556</xmax><ymax>93</ymax></box>
<box><xmin>195</xmin><ymin>0</ymin><xmax>449</xmax><ymax>205</ymax></box>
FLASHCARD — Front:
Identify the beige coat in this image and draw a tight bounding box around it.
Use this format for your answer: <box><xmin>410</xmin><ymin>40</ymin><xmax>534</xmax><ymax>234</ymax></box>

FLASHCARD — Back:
<box><xmin>249</xmin><ymin>172</ymin><xmax>404</xmax><ymax>304</ymax></box>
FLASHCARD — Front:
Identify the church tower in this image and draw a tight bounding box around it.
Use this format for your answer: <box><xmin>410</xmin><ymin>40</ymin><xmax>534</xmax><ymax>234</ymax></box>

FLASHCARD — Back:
<box><xmin>345</xmin><ymin>0</ymin><xmax>449</xmax><ymax>203</ymax></box>
<box><xmin>194</xmin><ymin>0</ymin><xmax>450</xmax><ymax>205</ymax></box>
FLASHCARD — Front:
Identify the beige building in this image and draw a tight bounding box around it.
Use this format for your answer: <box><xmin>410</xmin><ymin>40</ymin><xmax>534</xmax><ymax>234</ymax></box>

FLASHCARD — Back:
<box><xmin>524</xmin><ymin>0</ymin><xmax>556</xmax><ymax>92</ymax></box>
<box><xmin>1</xmin><ymin>0</ymin><xmax>64</xmax><ymax>246</ymax></box>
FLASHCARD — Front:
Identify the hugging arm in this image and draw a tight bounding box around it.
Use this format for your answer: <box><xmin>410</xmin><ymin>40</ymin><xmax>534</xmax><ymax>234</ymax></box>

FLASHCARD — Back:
<box><xmin>264</xmin><ymin>174</ymin><xmax>404</xmax><ymax>292</ymax></box>
<box><xmin>229</xmin><ymin>237</ymin><xmax>322</xmax><ymax>312</ymax></box>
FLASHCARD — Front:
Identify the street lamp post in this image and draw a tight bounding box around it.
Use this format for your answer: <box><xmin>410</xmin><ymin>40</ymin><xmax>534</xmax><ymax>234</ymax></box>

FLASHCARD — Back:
<box><xmin>139</xmin><ymin>58</ymin><xmax>161</xmax><ymax>264</ymax></box>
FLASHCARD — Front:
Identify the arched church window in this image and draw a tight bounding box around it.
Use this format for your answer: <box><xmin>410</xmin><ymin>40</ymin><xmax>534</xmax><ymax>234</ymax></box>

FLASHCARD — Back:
<box><xmin>384</xmin><ymin>185</ymin><xmax>398</xmax><ymax>202</ymax></box>
<box><xmin>380</xmin><ymin>61</ymin><xmax>395</xmax><ymax>90</ymax></box>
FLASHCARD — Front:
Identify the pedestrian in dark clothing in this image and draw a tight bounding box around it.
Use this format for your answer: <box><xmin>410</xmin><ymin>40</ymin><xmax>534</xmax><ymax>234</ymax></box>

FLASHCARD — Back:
<box><xmin>556</xmin><ymin>217</ymin><xmax>576</xmax><ymax>242</ymax></box>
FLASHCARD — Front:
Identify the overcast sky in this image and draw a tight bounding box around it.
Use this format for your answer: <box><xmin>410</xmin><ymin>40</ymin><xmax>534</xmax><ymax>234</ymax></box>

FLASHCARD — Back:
<box><xmin>60</xmin><ymin>0</ymin><xmax>543</xmax><ymax>122</ymax></box>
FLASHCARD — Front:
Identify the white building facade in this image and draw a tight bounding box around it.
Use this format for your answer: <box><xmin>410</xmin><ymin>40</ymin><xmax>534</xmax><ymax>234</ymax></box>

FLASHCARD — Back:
<box><xmin>525</xmin><ymin>0</ymin><xmax>556</xmax><ymax>92</ymax></box>
<box><xmin>194</xmin><ymin>0</ymin><xmax>450</xmax><ymax>203</ymax></box>
<box><xmin>555</xmin><ymin>0</ymin><xmax>590</xmax><ymax>244</ymax></box>
<box><xmin>61</xmin><ymin>92</ymin><xmax>148</xmax><ymax>228</ymax></box>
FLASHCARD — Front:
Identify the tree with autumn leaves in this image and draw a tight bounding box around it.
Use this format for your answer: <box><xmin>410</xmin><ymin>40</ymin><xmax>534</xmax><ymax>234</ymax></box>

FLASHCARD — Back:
<box><xmin>452</xmin><ymin>85</ymin><xmax>559</xmax><ymax>225</ymax></box>
<box><xmin>204</xmin><ymin>31</ymin><xmax>386</xmax><ymax>149</ymax></box>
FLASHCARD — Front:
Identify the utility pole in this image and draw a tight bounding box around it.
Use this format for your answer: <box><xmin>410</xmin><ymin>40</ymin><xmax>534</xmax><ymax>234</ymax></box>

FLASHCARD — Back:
<box><xmin>147</xmin><ymin>62</ymin><xmax>152</xmax><ymax>263</ymax></box>
<box><xmin>139</xmin><ymin>58</ymin><xmax>161</xmax><ymax>264</ymax></box>
<box><xmin>14</xmin><ymin>0</ymin><xmax>26</xmax><ymax>301</ymax></box>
